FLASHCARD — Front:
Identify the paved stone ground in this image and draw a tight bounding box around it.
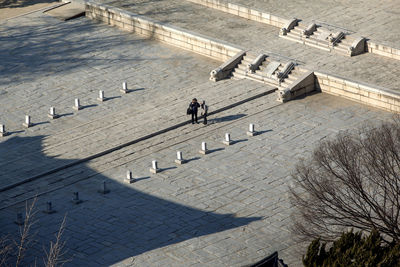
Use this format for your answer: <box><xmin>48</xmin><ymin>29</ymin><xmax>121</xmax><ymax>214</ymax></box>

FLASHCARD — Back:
<box><xmin>98</xmin><ymin>0</ymin><xmax>400</xmax><ymax>90</ymax></box>
<box><xmin>0</xmin><ymin>92</ymin><xmax>392</xmax><ymax>266</ymax></box>
<box><xmin>0</xmin><ymin>3</ymin><xmax>397</xmax><ymax>267</ymax></box>
<box><xmin>229</xmin><ymin>0</ymin><xmax>400</xmax><ymax>48</ymax></box>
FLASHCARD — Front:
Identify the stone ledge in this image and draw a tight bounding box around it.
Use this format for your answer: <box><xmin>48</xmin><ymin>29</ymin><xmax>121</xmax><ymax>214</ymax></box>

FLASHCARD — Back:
<box><xmin>315</xmin><ymin>71</ymin><xmax>400</xmax><ymax>112</ymax></box>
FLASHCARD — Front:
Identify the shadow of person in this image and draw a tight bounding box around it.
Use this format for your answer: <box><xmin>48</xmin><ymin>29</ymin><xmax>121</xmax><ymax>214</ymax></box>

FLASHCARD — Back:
<box><xmin>0</xmin><ymin>135</ymin><xmax>262</xmax><ymax>266</ymax></box>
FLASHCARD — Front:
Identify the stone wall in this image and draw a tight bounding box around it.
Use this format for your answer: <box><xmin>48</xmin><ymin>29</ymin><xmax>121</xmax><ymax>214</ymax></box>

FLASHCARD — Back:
<box><xmin>315</xmin><ymin>72</ymin><xmax>400</xmax><ymax>112</ymax></box>
<box><xmin>366</xmin><ymin>41</ymin><xmax>400</xmax><ymax>61</ymax></box>
<box><xmin>85</xmin><ymin>1</ymin><xmax>243</xmax><ymax>62</ymax></box>
<box><xmin>186</xmin><ymin>0</ymin><xmax>289</xmax><ymax>28</ymax></box>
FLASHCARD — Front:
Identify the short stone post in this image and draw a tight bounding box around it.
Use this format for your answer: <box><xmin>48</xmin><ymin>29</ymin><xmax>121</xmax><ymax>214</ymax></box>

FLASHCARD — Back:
<box><xmin>120</xmin><ymin>82</ymin><xmax>128</xmax><ymax>93</ymax></box>
<box><xmin>125</xmin><ymin>170</ymin><xmax>135</xmax><ymax>184</ymax></box>
<box><xmin>22</xmin><ymin>115</ymin><xmax>32</xmax><ymax>128</ymax></box>
<box><xmin>98</xmin><ymin>180</ymin><xmax>110</xmax><ymax>194</ymax></box>
<box><xmin>73</xmin><ymin>98</ymin><xmax>81</xmax><ymax>111</ymax></box>
<box><xmin>199</xmin><ymin>141</ymin><xmax>209</xmax><ymax>155</ymax></box>
<box><xmin>0</xmin><ymin>124</ymin><xmax>8</xmax><ymax>137</ymax></box>
<box><xmin>222</xmin><ymin>133</ymin><xmax>232</xmax><ymax>145</ymax></box>
<box><xmin>14</xmin><ymin>213</ymin><xmax>24</xmax><ymax>225</ymax></box>
<box><xmin>175</xmin><ymin>151</ymin><xmax>187</xmax><ymax>165</ymax></box>
<box><xmin>247</xmin><ymin>123</ymin><xmax>258</xmax><ymax>136</ymax></box>
<box><xmin>97</xmin><ymin>90</ymin><xmax>105</xmax><ymax>102</ymax></box>
<box><xmin>150</xmin><ymin>160</ymin><xmax>160</xmax><ymax>173</ymax></box>
<box><xmin>72</xmin><ymin>192</ymin><xmax>83</xmax><ymax>204</ymax></box>
<box><xmin>43</xmin><ymin>201</ymin><xmax>56</xmax><ymax>214</ymax></box>
<box><xmin>48</xmin><ymin>107</ymin><xmax>59</xmax><ymax>119</ymax></box>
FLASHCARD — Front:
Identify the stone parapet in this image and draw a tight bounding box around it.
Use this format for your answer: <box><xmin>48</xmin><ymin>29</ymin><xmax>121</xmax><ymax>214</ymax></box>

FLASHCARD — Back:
<box><xmin>366</xmin><ymin>41</ymin><xmax>400</xmax><ymax>61</ymax></box>
<box><xmin>85</xmin><ymin>1</ymin><xmax>243</xmax><ymax>62</ymax></box>
<box><xmin>315</xmin><ymin>72</ymin><xmax>400</xmax><ymax>112</ymax></box>
<box><xmin>186</xmin><ymin>0</ymin><xmax>289</xmax><ymax>28</ymax></box>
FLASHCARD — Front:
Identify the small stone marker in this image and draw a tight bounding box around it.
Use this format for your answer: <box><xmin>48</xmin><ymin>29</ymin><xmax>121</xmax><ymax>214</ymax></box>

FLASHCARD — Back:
<box><xmin>199</xmin><ymin>142</ymin><xmax>209</xmax><ymax>155</ymax></box>
<box><xmin>0</xmin><ymin>124</ymin><xmax>8</xmax><ymax>137</ymax></box>
<box><xmin>14</xmin><ymin>213</ymin><xmax>24</xmax><ymax>225</ymax></box>
<box><xmin>125</xmin><ymin>170</ymin><xmax>135</xmax><ymax>184</ymax></box>
<box><xmin>73</xmin><ymin>98</ymin><xmax>81</xmax><ymax>111</ymax></box>
<box><xmin>175</xmin><ymin>151</ymin><xmax>187</xmax><ymax>165</ymax></box>
<box><xmin>48</xmin><ymin>107</ymin><xmax>59</xmax><ymax>119</ymax></box>
<box><xmin>43</xmin><ymin>201</ymin><xmax>56</xmax><ymax>214</ymax></box>
<box><xmin>150</xmin><ymin>160</ymin><xmax>160</xmax><ymax>173</ymax></box>
<box><xmin>247</xmin><ymin>123</ymin><xmax>258</xmax><ymax>136</ymax></box>
<box><xmin>98</xmin><ymin>181</ymin><xmax>110</xmax><ymax>194</ymax></box>
<box><xmin>222</xmin><ymin>133</ymin><xmax>232</xmax><ymax>146</ymax></box>
<box><xmin>120</xmin><ymin>82</ymin><xmax>128</xmax><ymax>93</ymax></box>
<box><xmin>72</xmin><ymin>192</ymin><xmax>83</xmax><ymax>204</ymax></box>
<box><xmin>22</xmin><ymin>115</ymin><xmax>32</xmax><ymax>128</ymax></box>
<box><xmin>97</xmin><ymin>90</ymin><xmax>105</xmax><ymax>102</ymax></box>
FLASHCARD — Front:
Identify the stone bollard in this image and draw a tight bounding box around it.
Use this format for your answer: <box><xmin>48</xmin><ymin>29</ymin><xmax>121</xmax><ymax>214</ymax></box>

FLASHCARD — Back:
<box><xmin>98</xmin><ymin>180</ymin><xmax>110</xmax><ymax>194</ymax></box>
<box><xmin>43</xmin><ymin>201</ymin><xmax>56</xmax><ymax>214</ymax></box>
<box><xmin>120</xmin><ymin>82</ymin><xmax>128</xmax><ymax>94</ymax></box>
<box><xmin>175</xmin><ymin>151</ymin><xmax>187</xmax><ymax>165</ymax></box>
<box><xmin>222</xmin><ymin>133</ymin><xmax>232</xmax><ymax>146</ymax></box>
<box><xmin>125</xmin><ymin>170</ymin><xmax>135</xmax><ymax>184</ymax></box>
<box><xmin>199</xmin><ymin>142</ymin><xmax>209</xmax><ymax>155</ymax></box>
<box><xmin>247</xmin><ymin>123</ymin><xmax>258</xmax><ymax>136</ymax></box>
<box><xmin>73</xmin><ymin>98</ymin><xmax>81</xmax><ymax>111</ymax></box>
<box><xmin>14</xmin><ymin>213</ymin><xmax>24</xmax><ymax>225</ymax></box>
<box><xmin>22</xmin><ymin>115</ymin><xmax>32</xmax><ymax>128</ymax></box>
<box><xmin>48</xmin><ymin>107</ymin><xmax>59</xmax><ymax>119</ymax></box>
<box><xmin>0</xmin><ymin>124</ymin><xmax>8</xmax><ymax>137</ymax></box>
<box><xmin>72</xmin><ymin>192</ymin><xmax>83</xmax><ymax>204</ymax></box>
<box><xmin>150</xmin><ymin>160</ymin><xmax>160</xmax><ymax>174</ymax></box>
<box><xmin>97</xmin><ymin>90</ymin><xmax>105</xmax><ymax>102</ymax></box>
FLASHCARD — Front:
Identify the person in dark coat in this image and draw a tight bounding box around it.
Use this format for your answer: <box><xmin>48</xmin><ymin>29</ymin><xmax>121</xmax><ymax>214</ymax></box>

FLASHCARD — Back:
<box><xmin>189</xmin><ymin>98</ymin><xmax>200</xmax><ymax>124</ymax></box>
<box><xmin>201</xmin><ymin>100</ymin><xmax>208</xmax><ymax>125</ymax></box>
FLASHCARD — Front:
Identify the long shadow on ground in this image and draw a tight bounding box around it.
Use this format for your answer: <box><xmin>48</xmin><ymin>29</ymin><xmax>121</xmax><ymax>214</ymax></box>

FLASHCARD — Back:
<box><xmin>0</xmin><ymin>135</ymin><xmax>261</xmax><ymax>266</ymax></box>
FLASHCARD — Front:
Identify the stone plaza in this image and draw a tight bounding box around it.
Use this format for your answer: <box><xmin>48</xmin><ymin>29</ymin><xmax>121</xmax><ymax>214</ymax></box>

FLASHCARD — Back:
<box><xmin>0</xmin><ymin>0</ymin><xmax>399</xmax><ymax>266</ymax></box>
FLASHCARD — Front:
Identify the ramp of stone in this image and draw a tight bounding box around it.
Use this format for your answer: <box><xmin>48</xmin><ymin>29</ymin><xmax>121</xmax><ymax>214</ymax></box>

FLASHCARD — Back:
<box><xmin>44</xmin><ymin>2</ymin><xmax>85</xmax><ymax>21</ymax></box>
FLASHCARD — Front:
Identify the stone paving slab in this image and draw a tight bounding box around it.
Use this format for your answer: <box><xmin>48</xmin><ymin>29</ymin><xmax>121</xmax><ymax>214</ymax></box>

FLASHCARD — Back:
<box><xmin>0</xmin><ymin>92</ymin><xmax>392</xmax><ymax>267</ymax></box>
<box><xmin>95</xmin><ymin>0</ymin><xmax>400</xmax><ymax>90</ymax></box>
<box><xmin>228</xmin><ymin>0</ymin><xmax>400</xmax><ymax>49</ymax></box>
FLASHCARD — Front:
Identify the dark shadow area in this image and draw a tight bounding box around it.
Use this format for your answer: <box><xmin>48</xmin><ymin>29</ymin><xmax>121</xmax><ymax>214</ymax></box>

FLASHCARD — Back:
<box><xmin>209</xmin><ymin>114</ymin><xmax>247</xmax><ymax>124</ymax></box>
<box><xmin>186</xmin><ymin>156</ymin><xmax>200</xmax><ymax>163</ymax></box>
<box><xmin>0</xmin><ymin>16</ymin><xmax>196</xmax><ymax>87</ymax></box>
<box><xmin>59</xmin><ymin>112</ymin><xmax>74</xmax><ymax>118</ymax></box>
<box><xmin>207</xmin><ymin>147</ymin><xmax>225</xmax><ymax>154</ymax></box>
<box><xmin>7</xmin><ymin>130</ymin><xmax>24</xmax><ymax>135</ymax></box>
<box><xmin>158</xmin><ymin>166</ymin><xmax>177</xmax><ymax>172</ymax></box>
<box><xmin>32</xmin><ymin>121</ymin><xmax>50</xmax><ymax>126</ymax></box>
<box><xmin>232</xmin><ymin>138</ymin><xmax>248</xmax><ymax>144</ymax></box>
<box><xmin>256</xmin><ymin>130</ymin><xmax>273</xmax><ymax>135</ymax></box>
<box><xmin>81</xmin><ymin>104</ymin><xmax>98</xmax><ymax>110</ymax></box>
<box><xmin>125</xmin><ymin>88</ymin><xmax>145</xmax><ymax>93</ymax></box>
<box><xmin>0</xmin><ymin>0</ymin><xmax>57</xmax><ymax>9</ymax></box>
<box><xmin>0</xmin><ymin>135</ymin><xmax>261</xmax><ymax>266</ymax></box>
<box><xmin>103</xmin><ymin>95</ymin><xmax>121</xmax><ymax>101</ymax></box>
<box><xmin>134</xmin><ymin>176</ymin><xmax>150</xmax><ymax>182</ymax></box>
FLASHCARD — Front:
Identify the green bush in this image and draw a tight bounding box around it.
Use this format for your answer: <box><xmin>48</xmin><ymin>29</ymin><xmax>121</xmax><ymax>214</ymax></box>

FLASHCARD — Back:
<box><xmin>303</xmin><ymin>230</ymin><xmax>400</xmax><ymax>267</ymax></box>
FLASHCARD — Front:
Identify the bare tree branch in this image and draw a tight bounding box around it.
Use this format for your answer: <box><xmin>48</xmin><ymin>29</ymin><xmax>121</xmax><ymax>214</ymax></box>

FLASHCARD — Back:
<box><xmin>291</xmin><ymin>119</ymin><xmax>400</xmax><ymax>243</ymax></box>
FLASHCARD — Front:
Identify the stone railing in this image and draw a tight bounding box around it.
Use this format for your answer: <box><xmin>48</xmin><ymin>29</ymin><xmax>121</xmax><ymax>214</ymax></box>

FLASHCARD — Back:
<box><xmin>85</xmin><ymin>1</ymin><xmax>243</xmax><ymax>62</ymax></box>
<box><xmin>186</xmin><ymin>0</ymin><xmax>290</xmax><ymax>28</ymax></box>
<box><xmin>366</xmin><ymin>41</ymin><xmax>400</xmax><ymax>61</ymax></box>
<box><xmin>315</xmin><ymin>72</ymin><xmax>400</xmax><ymax>112</ymax></box>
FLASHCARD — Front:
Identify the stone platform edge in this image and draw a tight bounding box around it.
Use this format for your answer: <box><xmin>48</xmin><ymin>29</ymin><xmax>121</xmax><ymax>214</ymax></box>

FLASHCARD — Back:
<box><xmin>85</xmin><ymin>1</ymin><xmax>244</xmax><ymax>62</ymax></box>
<box><xmin>315</xmin><ymin>71</ymin><xmax>400</xmax><ymax>113</ymax></box>
<box><xmin>186</xmin><ymin>0</ymin><xmax>400</xmax><ymax>61</ymax></box>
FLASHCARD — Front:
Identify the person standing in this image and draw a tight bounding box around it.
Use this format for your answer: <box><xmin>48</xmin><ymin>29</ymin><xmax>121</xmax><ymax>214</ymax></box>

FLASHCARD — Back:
<box><xmin>189</xmin><ymin>98</ymin><xmax>200</xmax><ymax>124</ymax></box>
<box><xmin>201</xmin><ymin>100</ymin><xmax>208</xmax><ymax>125</ymax></box>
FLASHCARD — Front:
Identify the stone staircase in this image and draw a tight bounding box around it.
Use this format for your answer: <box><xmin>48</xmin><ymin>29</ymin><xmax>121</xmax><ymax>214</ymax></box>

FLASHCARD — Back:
<box><xmin>279</xmin><ymin>22</ymin><xmax>365</xmax><ymax>56</ymax></box>
<box><xmin>230</xmin><ymin>52</ymin><xmax>310</xmax><ymax>100</ymax></box>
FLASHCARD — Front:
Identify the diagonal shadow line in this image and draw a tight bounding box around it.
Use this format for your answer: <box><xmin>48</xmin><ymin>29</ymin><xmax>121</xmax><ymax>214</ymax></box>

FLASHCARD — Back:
<box><xmin>0</xmin><ymin>89</ymin><xmax>277</xmax><ymax>193</ymax></box>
